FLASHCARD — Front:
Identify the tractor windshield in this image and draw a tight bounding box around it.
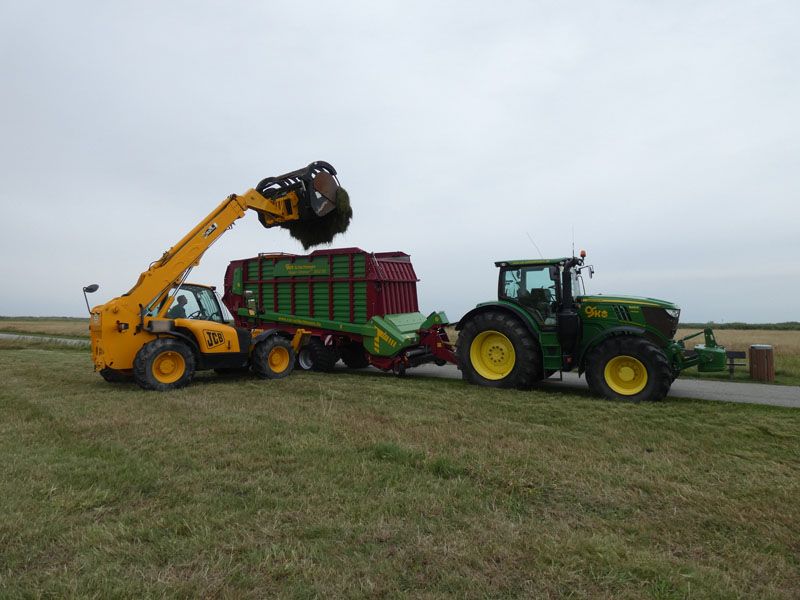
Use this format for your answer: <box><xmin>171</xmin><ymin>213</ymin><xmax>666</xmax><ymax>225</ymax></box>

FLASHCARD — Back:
<box><xmin>158</xmin><ymin>285</ymin><xmax>227</xmax><ymax>322</ymax></box>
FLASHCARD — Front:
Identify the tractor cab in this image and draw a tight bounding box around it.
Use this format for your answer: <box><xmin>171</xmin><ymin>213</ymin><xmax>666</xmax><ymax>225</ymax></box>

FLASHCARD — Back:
<box><xmin>495</xmin><ymin>255</ymin><xmax>586</xmax><ymax>324</ymax></box>
<box><xmin>154</xmin><ymin>283</ymin><xmax>229</xmax><ymax>323</ymax></box>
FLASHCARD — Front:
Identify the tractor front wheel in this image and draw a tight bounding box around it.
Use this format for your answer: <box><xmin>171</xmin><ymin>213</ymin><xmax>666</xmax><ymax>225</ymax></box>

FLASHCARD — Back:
<box><xmin>457</xmin><ymin>311</ymin><xmax>540</xmax><ymax>389</ymax></box>
<box><xmin>585</xmin><ymin>337</ymin><xmax>671</xmax><ymax>402</ymax></box>
<box><xmin>252</xmin><ymin>336</ymin><xmax>295</xmax><ymax>379</ymax></box>
<box><xmin>133</xmin><ymin>338</ymin><xmax>196</xmax><ymax>391</ymax></box>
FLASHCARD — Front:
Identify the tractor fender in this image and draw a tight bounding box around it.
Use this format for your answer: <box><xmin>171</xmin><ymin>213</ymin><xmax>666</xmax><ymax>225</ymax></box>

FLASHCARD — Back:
<box><xmin>152</xmin><ymin>329</ymin><xmax>202</xmax><ymax>358</ymax></box>
<box><xmin>251</xmin><ymin>328</ymin><xmax>289</xmax><ymax>346</ymax></box>
<box><xmin>577</xmin><ymin>326</ymin><xmax>646</xmax><ymax>372</ymax></box>
<box><xmin>457</xmin><ymin>302</ymin><xmax>542</xmax><ymax>337</ymax></box>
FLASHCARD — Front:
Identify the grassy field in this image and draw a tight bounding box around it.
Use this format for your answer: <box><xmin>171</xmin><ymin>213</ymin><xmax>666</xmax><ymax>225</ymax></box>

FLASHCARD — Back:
<box><xmin>0</xmin><ymin>317</ymin><xmax>89</xmax><ymax>338</ymax></box>
<box><xmin>1</xmin><ymin>338</ymin><xmax>799</xmax><ymax>598</ymax></box>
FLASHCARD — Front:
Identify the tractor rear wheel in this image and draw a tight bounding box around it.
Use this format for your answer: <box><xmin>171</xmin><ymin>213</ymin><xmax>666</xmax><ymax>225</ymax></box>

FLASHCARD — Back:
<box><xmin>295</xmin><ymin>338</ymin><xmax>338</xmax><ymax>372</ymax></box>
<box><xmin>585</xmin><ymin>337</ymin><xmax>671</xmax><ymax>402</ymax></box>
<box><xmin>133</xmin><ymin>338</ymin><xmax>196</xmax><ymax>391</ymax></box>
<box><xmin>252</xmin><ymin>336</ymin><xmax>295</xmax><ymax>379</ymax></box>
<box><xmin>457</xmin><ymin>311</ymin><xmax>540</xmax><ymax>389</ymax></box>
<box><xmin>340</xmin><ymin>342</ymin><xmax>370</xmax><ymax>369</ymax></box>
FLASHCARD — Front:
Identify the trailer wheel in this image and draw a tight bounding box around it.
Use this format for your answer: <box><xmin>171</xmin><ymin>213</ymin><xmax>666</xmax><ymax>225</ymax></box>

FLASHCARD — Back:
<box><xmin>99</xmin><ymin>367</ymin><xmax>133</xmax><ymax>383</ymax></box>
<box><xmin>295</xmin><ymin>338</ymin><xmax>338</xmax><ymax>372</ymax></box>
<box><xmin>340</xmin><ymin>342</ymin><xmax>370</xmax><ymax>369</ymax></box>
<box><xmin>457</xmin><ymin>311</ymin><xmax>540</xmax><ymax>389</ymax></box>
<box><xmin>252</xmin><ymin>336</ymin><xmax>295</xmax><ymax>379</ymax></box>
<box><xmin>585</xmin><ymin>337</ymin><xmax>671</xmax><ymax>402</ymax></box>
<box><xmin>133</xmin><ymin>338</ymin><xmax>196</xmax><ymax>391</ymax></box>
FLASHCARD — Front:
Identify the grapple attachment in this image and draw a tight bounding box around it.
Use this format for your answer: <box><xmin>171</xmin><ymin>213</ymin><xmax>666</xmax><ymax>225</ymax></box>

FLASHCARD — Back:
<box><xmin>254</xmin><ymin>161</ymin><xmax>352</xmax><ymax>249</ymax></box>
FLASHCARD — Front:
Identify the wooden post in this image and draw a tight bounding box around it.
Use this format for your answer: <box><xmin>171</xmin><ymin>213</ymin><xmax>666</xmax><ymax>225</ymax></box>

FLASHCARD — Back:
<box><xmin>749</xmin><ymin>344</ymin><xmax>775</xmax><ymax>382</ymax></box>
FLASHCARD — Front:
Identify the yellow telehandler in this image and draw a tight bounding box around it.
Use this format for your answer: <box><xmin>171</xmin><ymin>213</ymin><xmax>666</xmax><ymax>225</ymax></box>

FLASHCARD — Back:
<box><xmin>83</xmin><ymin>161</ymin><xmax>350</xmax><ymax>391</ymax></box>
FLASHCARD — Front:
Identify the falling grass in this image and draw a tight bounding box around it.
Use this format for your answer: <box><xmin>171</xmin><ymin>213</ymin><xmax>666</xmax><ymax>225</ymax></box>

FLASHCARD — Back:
<box><xmin>280</xmin><ymin>187</ymin><xmax>353</xmax><ymax>249</ymax></box>
<box><xmin>1</xmin><ymin>340</ymin><xmax>799</xmax><ymax>597</ymax></box>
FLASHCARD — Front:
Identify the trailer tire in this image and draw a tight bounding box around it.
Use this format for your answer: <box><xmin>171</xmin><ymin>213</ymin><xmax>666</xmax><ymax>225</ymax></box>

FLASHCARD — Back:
<box><xmin>297</xmin><ymin>338</ymin><xmax>338</xmax><ymax>372</ymax></box>
<box><xmin>252</xmin><ymin>336</ymin><xmax>295</xmax><ymax>379</ymax></box>
<box><xmin>586</xmin><ymin>337</ymin><xmax>671</xmax><ymax>402</ymax></box>
<box><xmin>457</xmin><ymin>311</ymin><xmax>540</xmax><ymax>389</ymax></box>
<box><xmin>340</xmin><ymin>342</ymin><xmax>370</xmax><ymax>369</ymax></box>
<box><xmin>133</xmin><ymin>338</ymin><xmax>196</xmax><ymax>391</ymax></box>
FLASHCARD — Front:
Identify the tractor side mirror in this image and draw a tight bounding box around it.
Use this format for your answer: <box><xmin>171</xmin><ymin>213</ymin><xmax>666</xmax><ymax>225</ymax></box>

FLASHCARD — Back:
<box><xmin>82</xmin><ymin>284</ymin><xmax>99</xmax><ymax>314</ymax></box>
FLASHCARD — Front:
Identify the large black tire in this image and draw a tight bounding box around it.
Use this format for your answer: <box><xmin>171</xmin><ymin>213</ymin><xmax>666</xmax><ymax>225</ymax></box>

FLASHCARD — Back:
<box><xmin>99</xmin><ymin>367</ymin><xmax>133</xmax><ymax>383</ymax></box>
<box><xmin>133</xmin><ymin>338</ymin><xmax>196</xmax><ymax>391</ymax></box>
<box><xmin>456</xmin><ymin>311</ymin><xmax>541</xmax><ymax>389</ymax></box>
<box><xmin>340</xmin><ymin>342</ymin><xmax>370</xmax><ymax>369</ymax></box>
<box><xmin>585</xmin><ymin>337</ymin><xmax>671</xmax><ymax>402</ymax></box>
<box><xmin>295</xmin><ymin>338</ymin><xmax>338</xmax><ymax>372</ymax></box>
<box><xmin>252</xmin><ymin>336</ymin><xmax>295</xmax><ymax>379</ymax></box>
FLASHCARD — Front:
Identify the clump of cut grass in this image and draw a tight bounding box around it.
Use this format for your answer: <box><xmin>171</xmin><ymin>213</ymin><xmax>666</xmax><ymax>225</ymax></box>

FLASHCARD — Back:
<box><xmin>281</xmin><ymin>187</ymin><xmax>352</xmax><ymax>249</ymax></box>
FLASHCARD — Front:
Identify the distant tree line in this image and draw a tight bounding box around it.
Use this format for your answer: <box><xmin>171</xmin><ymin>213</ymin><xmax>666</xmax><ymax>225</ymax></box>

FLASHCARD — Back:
<box><xmin>681</xmin><ymin>322</ymin><xmax>800</xmax><ymax>331</ymax></box>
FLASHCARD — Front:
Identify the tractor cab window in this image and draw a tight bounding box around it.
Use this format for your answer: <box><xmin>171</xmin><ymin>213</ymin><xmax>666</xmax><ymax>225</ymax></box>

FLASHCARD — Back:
<box><xmin>161</xmin><ymin>286</ymin><xmax>226</xmax><ymax>322</ymax></box>
<box><xmin>501</xmin><ymin>266</ymin><xmax>558</xmax><ymax>326</ymax></box>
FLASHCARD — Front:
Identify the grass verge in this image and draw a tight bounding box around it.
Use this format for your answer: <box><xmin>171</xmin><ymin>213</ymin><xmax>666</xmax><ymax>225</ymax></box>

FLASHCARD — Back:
<box><xmin>1</xmin><ymin>341</ymin><xmax>799</xmax><ymax>597</ymax></box>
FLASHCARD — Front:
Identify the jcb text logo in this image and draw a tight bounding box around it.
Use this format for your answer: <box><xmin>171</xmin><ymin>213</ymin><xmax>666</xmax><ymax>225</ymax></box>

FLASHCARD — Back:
<box><xmin>584</xmin><ymin>305</ymin><xmax>608</xmax><ymax>319</ymax></box>
<box><xmin>204</xmin><ymin>330</ymin><xmax>225</xmax><ymax>348</ymax></box>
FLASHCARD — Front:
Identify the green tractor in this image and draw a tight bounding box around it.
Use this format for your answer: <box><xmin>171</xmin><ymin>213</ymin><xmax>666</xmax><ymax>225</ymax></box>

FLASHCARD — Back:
<box><xmin>455</xmin><ymin>252</ymin><xmax>727</xmax><ymax>401</ymax></box>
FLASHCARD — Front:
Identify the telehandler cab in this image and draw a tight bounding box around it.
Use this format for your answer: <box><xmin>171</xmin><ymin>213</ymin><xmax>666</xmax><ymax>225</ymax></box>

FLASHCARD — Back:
<box><xmin>84</xmin><ymin>161</ymin><xmax>350</xmax><ymax>391</ymax></box>
<box><xmin>456</xmin><ymin>251</ymin><xmax>728</xmax><ymax>402</ymax></box>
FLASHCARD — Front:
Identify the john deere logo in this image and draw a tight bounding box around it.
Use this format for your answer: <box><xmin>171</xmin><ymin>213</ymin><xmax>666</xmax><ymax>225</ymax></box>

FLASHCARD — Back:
<box><xmin>585</xmin><ymin>306</ymin><xmax>608</xmax><ymax>319</ymax></box>
<box><xmin>204</xmin><ymin>330</ymin><xmax>225</xmax><ymax>348</ymax></box>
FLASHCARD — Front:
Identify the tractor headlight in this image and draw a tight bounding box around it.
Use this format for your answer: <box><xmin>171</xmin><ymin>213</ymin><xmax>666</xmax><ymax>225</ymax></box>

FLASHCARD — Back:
<box><xmin>665</xmin><ymin>308</ymin><xmax>680</xmax><ymax>320</ymax></box>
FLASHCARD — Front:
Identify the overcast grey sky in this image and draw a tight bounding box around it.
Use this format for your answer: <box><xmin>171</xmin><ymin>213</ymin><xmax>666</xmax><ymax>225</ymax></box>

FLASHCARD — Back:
<box><xmin>1</xmin><ymin>0</ymin><xmax>798</xmax><ymax>322</ymax></box>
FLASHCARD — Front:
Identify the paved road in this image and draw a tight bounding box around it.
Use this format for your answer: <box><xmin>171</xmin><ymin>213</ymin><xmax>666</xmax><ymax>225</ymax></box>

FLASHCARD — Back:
<box><xmin>4</xmin><ymin>332</ymin><xmax>797</xmax><ymax>408</ymax></box>
<box><xmin>403</xmin><ymin>364</ymin><xmax>800</xmax><ymax>409</ymax></box>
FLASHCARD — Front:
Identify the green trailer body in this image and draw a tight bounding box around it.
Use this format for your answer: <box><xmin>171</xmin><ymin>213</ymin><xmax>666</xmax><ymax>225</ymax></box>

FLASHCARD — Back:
<box><xmin>222</xmin><ymin>248</ymin><xmax>454</xmax><ymax>372</ymax></box>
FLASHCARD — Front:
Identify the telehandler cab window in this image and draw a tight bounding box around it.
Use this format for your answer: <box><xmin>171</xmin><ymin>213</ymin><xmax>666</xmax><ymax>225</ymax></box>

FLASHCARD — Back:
<box><xmin>501</xmin><ymin>266</ymin><xmax>558</xmax><ymax>326</ymax></box>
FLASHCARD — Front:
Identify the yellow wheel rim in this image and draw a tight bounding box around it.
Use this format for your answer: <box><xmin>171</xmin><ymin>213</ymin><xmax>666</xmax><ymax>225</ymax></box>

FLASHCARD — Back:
<box><xmin>152</xmin><ymin>351</ymin><xmax>186</xmax><ymax>384</ymax></box>
<box><xmin>470</xmin><ymin>330</ymin><xmax>516</xmax><ymax>380</ymax></box>
<box><xmin>604</xmin><ymin>355</ymin><xmax>648</xmax><ymax>395</ymax></box>
<box><xmin>268</xmin><ymin>346</ymin><xmax>290</xmax><ymax>373</ymax></box>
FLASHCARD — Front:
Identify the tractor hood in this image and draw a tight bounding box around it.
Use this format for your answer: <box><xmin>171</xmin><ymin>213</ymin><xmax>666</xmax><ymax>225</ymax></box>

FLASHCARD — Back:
<box><xmin>576</xmin><ymin>294</ymin><xmax>680</xmax><ymax>311</ymax></box>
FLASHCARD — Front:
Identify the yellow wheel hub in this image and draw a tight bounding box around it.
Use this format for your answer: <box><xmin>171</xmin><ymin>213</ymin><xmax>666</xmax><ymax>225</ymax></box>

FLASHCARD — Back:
<box><xmin>604</xmin><ymin>355</ymin><xmax>648</xmax><ymax>395</ymax></box>
<box><xmin>268</xmin><ymin>346</ymin><xmax>290</xmax><ymax>373</ymax></box>
<box><xmin>470</xmin><ymin>330</ymin><xmax>516</xmax><ymax>380</ymax></box>
<box><xmin>152</xmin><ymin>351</ymin><xmax>186</xmax><ymax>384</ymax></box>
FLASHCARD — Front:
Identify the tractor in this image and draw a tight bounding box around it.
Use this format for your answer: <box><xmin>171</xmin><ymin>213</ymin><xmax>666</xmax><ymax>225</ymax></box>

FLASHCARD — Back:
<box><xmin>456</xmin><ymin>252</ymin><xmax>727</xmax><ymax>401</ymax></box>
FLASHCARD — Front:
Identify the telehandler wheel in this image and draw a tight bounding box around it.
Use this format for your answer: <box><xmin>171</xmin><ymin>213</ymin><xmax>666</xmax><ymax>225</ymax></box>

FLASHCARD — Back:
<box><xmin>252</xmin><ymin>336</ymin><xmax>295</xmax><ymax>379</ymax></box>
<box><xmin>585</xmin><ymin>337</ymin><xmax>671</xmax><ymax>402</ymax></box>
<box><xmin>133</xmin><ymin>338</ymin><xmax>196</xmax><ymax>391</ymax></box>
<box><xmin>340</xmin><ymin>342</ymin><xmax>370</xmax><ymax>369</ymax></box>
<box><xmin>295</xmin><ymin>338</ymin><xmax>338</xmax><ymax>372</ymax></box>
<box><xmin>99</xmin><ymin>367</ymin><xmax>133</xmax><ymax>383</ymax></box>
<box><xmin>456</xmin><ymin>311</ymin><xmax>540</xmax><ymax>389</ymax></box>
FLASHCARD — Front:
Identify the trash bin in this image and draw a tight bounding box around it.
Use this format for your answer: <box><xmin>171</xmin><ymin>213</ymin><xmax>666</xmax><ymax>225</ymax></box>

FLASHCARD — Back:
<box><xmin>749</xmin><ymin>344</ymin><xmax>775</xmax><ymax>382</ymax></box>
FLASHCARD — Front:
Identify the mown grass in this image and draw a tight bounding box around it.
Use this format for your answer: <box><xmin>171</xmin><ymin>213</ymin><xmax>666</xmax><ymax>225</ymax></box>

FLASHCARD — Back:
<box><xmin>1</xmin><ymin>340</ymin><xmax>799</xmax><ymax>598</ymax></box>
